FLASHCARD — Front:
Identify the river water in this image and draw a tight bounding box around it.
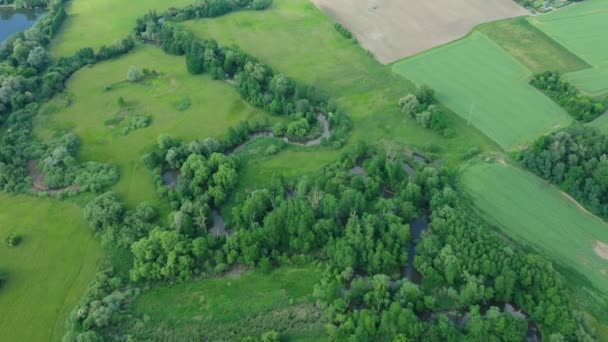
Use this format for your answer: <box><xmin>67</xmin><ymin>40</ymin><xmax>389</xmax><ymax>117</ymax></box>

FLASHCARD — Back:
<box><xmin>0</xmin><ymin>7</ymin><xmax>43</xmax><ymax>44</ymax></box>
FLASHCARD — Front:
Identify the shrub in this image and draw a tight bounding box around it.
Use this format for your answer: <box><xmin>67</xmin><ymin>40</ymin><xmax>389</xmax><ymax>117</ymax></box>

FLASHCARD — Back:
<box><xmin>127</xmin><ymin>65</ymin><xmax>143</xmax><ymax>83</ymax></box>
<box><xmin>264</xmin><ymin>145</ymin><xmax>280</xmax><ymax>156</ymax></box>
<box><xmin>334</xmin><ymin>23</ymin><xmax>353</xmax><ymax>40</ymax></box>
<box><xmin>251</xmin><ymin>0</ymin><xmax>273</xmax><ymax>10</ymax></box>
<box><xmin>6</xmin><ymin>232</ymin><xmax>22</xmax><ymax>247</ymax></box>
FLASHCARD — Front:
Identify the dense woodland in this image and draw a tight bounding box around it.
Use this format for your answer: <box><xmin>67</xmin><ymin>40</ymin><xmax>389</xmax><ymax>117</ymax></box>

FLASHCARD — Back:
<box><xmin>0</xmin><ymin>0</ymin><xmax>602</xmax><ymax>341</ymax></box>
<box><xmin>521</xmin><ymin>125</ymin><xmax>608</xmax><ymax>220</ymax></box>
<box><xmin>530</xmin><ymin>71</ymin><xmax>606</xmax><ymax>122</ymax></box>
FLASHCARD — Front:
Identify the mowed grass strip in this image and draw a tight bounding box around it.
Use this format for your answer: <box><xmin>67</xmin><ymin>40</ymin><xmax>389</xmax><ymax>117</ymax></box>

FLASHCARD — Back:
<box><xmin>461</xmin><ymin>161</ymin><xmax>608</xmax><ymax>297</ymax></box>
<box><xmin>393</xmin><ymin>31</ymin><xmax>571</xmax><ymax>150</ymax></box>
<box><xmin>478</xmin><ymin>17</ymin><xmax>590</xmax><ymax>74</ymax></box>
<box><xmin>529</xmin><ymin>0</ymin><xmax>608</xmax><ymax>96</ymax></box>
<box><xmin>133</xmin><ymin>266</ymin><xmax>324</xmax><ymax>339</ymax></box>
<box><xmin>36</xmin><ymin>44</ymin><xmax>270</xmax><ymax>208</ymax></box>
<box><xmin>185</xmin><ymin>0</ymin><xmax>500</xmax><ymax>168</ymax></box>
<box><xmin>50</xmin><ymin>0</ymin><xmax>193</xmax><ymax>57</ymax></box>
<box><xmin>0</xmin><ymin>194</ymin><xmax>101</xmax><ymax>342</ymax></box>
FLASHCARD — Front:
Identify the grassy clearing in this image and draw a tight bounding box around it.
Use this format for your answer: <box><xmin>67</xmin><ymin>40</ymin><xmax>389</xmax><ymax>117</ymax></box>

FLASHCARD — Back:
<box><xmin>0</xmin><ymin>194</ymin><xmax>101</xmax><ymax>341</ymax></box>
<box><xmin>184</xmin><ymin>0</ymin><xmax>499</xmax><ymax>167</ymax></box>
<box><xmin>589</xmin><ymin>113</ymin><xmax>608</xmax><ymax>134</ymax></box>
<box><xmin>478</xmin><ymin>17</ymin><xmax>590</xmax><ymax>74</ymax></box>
<box><xmin>132</xmin><ymin>265</ymin><xmax>325</xmax><ymax>340</ymax></box>
<box><xmin>461</xmin><ymin>161</ymin><xmax>608</xmax><ymax>313</ymax></box>
<box><xmin>529</xmin><ymin>0</ymin><xmax>608</xmax><ymax>96</ymax></box>
<box><xmin>50</xmin><ymin>0</ymin><xmax>193</xmax><ymax>57</ymax></box>
<box><xmin>393</xmin><ymin>31</ymin><xmax>571</xmax><ymax>150</ymax></box>
<box><xmin>35</xmin><ymin>44</ymin><xmax>271</xmax><ymax>209</ymax></box>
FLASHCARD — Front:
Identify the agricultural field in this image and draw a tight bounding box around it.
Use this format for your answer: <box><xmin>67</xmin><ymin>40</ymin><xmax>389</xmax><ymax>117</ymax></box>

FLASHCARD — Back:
<box><xmin>462</xmin><ymin>161</ymin><xmax>608</xmax><ymax>315</ymax></box>
<box><xmin>529</xmin><ymin>0</ymin><xmax>608</xmax><ymax>96</ymax></box>
<box><xmin>130</xmin><ymin>266</ymin><xmax>325</xmax><ymax>340</ymax></box>
<box><xmin>310</xmin><ymin>0</ymin><xmax>528</xmax><ymax>64</ymax></box>
<box><xmin>50</xmin><ymin>0</ymin><xmax>193</xmax><ymax>57</ymax></box>
<box><xmin>393</xmin><ymin>31</ymin><xmax>571</xmax><ymax>149</ymax></box>
<box><xmin>185</xmin><ymin>0</ymin><xmax>499</xmax><ymax>166</ymax></box>
<box><xmin>35</xmin><ymin>44</ymin><xmax>272</xmax><ymax>208</ymax></box>
<box><xmin>0</xmin><ymin>194</ymin><xmax>101</xmax><ymax>341</ymax></box>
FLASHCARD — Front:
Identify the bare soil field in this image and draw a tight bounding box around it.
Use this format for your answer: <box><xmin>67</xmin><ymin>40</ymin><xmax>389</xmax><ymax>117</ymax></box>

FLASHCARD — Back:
<box><xmin>311</xmin><ymin>0</ymin><xmax>529</xmax><ymax>63</ymax></box>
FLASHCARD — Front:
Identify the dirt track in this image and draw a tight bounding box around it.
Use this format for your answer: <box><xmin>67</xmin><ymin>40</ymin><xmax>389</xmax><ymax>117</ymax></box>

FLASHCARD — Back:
<box><xmin>311</xmin><ymin>0</ymin><xmax>529</xmax><ymax>64</ymax></box>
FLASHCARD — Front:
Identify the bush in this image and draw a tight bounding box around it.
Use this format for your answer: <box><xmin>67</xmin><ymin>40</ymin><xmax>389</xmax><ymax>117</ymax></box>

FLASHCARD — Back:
<box><xmin>127</xmin><ymin>65</ymin><xmax>143</xmax><ymax>83</ymax></box>
<box><xmin>334</xmin><ymin>23</ymin><xmax>353</xmax><ymax>40</ymax></box>
<box><xmin>6</xmin><ymin>232</ymin><xmax>22</xmax><ymax>247</ymax></box>
<box><xmin>251</xmin><ymin>0</ymin><xmax>273</xmax><ymax>10</ymax></box>
<box><xmin>264</xmin><ymin>145</ymin><xmax>280</xmax><ymax>156</ymax></box>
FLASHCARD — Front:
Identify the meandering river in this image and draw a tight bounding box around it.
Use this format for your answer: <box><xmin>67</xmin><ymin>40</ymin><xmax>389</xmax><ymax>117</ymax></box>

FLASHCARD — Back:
<box><xmin>0</xmin><ymin>7</ymin><xmax>43</xmax><ymax>44</ymax></box>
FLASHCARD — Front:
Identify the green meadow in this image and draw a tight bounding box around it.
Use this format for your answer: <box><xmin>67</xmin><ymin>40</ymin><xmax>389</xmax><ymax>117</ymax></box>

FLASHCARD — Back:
<box><xmin>393</xmin><ymin>31</ymin><xmax>571</xmax><ymax>150</ymax></box>
<box><xmin>462</xmin><ymin>161</ymin><xmax>608</xmax><ymax>310</ymax></box>
<box><xmin>184</xmin><ymin>0</ymin><xmax>499</xmax><ymax>166</ymax></box>
<box><xmin>530</xmin><ymin>0</ymin><xmax>608</xmax><ymax>96</ymax></box>
<box><xmin>50</xmin><ymin>0</ymin><xmax>193</xmax><ymax>57</ymax></box>
<box><xmin>132</xmin><ymin>266</ymin><xmax>325</xmax><ymax>340</ymax></box>
<box><xmin>36</xmin><ymin>44</ymin><xmax>272</xmax><ymax>208</ymax></box>
<box><xmin>0</xmin><ymin>194</ymin><xmax>101</xmax><ymax>341</ymax></box>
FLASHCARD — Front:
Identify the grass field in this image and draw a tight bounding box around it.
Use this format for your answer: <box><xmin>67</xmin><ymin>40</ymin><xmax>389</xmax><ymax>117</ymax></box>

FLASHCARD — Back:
<box><xmin>478</xmin><ymin>17</ymin><xmax>590</xmax><ymax>74</ymax></box>
<box><xmin>185</xmin><ymin>0</ymin><xmax>499</xmax><ymax>166</ymax></box>
<box><xmin>529</xmin><ymin>0</ymin><xmax>608</xmax><ymax>96</ymax></box>
<box><xmin>50</xmin><ymin>0</ymin><xmax>192</xmax><ymax>57</ymax></box>
<box><xmin>461</xmin><ymin>161</ymin><xmax>608</xmax><ymax>311</ymax></box>
<box><xmin>589</xmin><ymin>113</ymin><xmax>608</xmax><ymax>134</ymax></box>
<box><xmin>393</xmin><ymin>31</ymin><xmax>572</xmax><ymax>150</ymax></box>
<box><xmin>36</xmin><ymin>44</ymin><xmax>272</xmax><ymax>208</ymax></box>
<box><xmin>0</xmin><ymin>194</ymin><xmax>101</xmax><ymax>341</ymax></box>
<box><xmin>133</xmin><ymin>266</ymin><xmax>325</xmax><ymax>340</ymax></box>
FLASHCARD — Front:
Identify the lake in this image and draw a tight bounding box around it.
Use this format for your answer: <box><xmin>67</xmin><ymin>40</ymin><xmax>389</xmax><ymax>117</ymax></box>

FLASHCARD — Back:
<box><xmin>0</xmin><ymin>7</ymin><xmax>43</xmax><ymax>44</ymax></box>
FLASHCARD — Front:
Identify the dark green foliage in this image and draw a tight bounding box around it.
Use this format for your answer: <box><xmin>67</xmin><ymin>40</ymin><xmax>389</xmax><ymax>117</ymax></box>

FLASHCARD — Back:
<box><xmin>334</xmin><ymin>23</ymin><xmax>353</xmax><ymax>40</ymax></box>
<box><xmin>5</xmin><ymin>232</ymin><xmax>22</xmax><ymax>247</ymax></box>
<box><xmin>521</xmin><ymin>125</ymin><xmax>608</xmax><ymax>220</ymax></box>
<box><xmin>530</xmin><ymin>71</ymin><xmax>606</xmax><ymax>122</ymax></box>
<box><xmin>398</xmin><ymin>85</ymin><xmax>446</xmax><ymax>132</ymax></box>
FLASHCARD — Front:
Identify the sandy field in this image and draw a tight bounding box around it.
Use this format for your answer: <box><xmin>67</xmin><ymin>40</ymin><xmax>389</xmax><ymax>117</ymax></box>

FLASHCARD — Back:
<box><xmin>311</xmin><ymin>0</ymin><xmax>529</xmax><ymax>64</ymax></box>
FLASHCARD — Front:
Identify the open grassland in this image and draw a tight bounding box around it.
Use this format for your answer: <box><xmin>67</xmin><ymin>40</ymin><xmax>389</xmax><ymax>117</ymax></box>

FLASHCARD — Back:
<box><xmin>0</xmin><ymin>194</ymin><xmax>101</xmax><ymax>341</ymax></box>
<box><xmin>36</xmin><ymin>44</ymin><xmax>271</xmax><ymax>208</ymax></box>
<box><xmin>132</xmin><ymin>266</ymin><xmax>325</xmax><ymax>340</ymax></box>
<box><xmin>478</xmin><ymin>17</ymin><xmax>590</xmax><ymax>74</ymax></box>
<box><xmin>311</xmin><ymin>0</ymin><xmax>528</xmax><ymax>64</ymax></box>
<box><xmin>393</xmin><ymin>31</ymin><xmax>571</xmax><ymax>150</ymax></box>
<box><xmin>462</xmin><ymin>161</ymin><xmax>608</xmax><ymax>313</ymax></box>
<box><xmin>529</xmin><ymin>0</ymin><xmax>608</xmax><ymax>96</ymax></box>
<box><xmin>185</xmin><ymin>0</ymin><xmax>499</xmax><ymax>168</ymax></box>
<box><xmin>589</xmin><ymin>114</ymin><xmax>608</xmax><ymax>134</ymax></box>
<box><xmin>50</xmin><ymin>0</ymin><xmax>192</xmax><ymax>57</ymax></box>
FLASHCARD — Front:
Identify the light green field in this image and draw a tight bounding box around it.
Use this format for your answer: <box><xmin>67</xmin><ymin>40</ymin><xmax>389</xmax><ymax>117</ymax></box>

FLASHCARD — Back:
<box><xmin>0</xmin><ymin>194</ymin><xmax>101</xmax><ymax>341</ymax></box>
<box><xmin>393</xmin><ymin>31</ymin><xmax>572</xmax><ymax>150</ymax></box>
<box><xmin>529</xmin><ymin>0</ymin><xmax>608</xmax><ymax>96</ymax></box>
<box><xmin>589</xmin><ymin>113</ymin><xmax>608</xmax><ymax>134</ymax></box>
<box><xmin>184</xmin><ymin>0</ymin><xmax>499</xmax><ymax>166</ymax></box>
<box><xmin>133</xmin><ymin>266</ymin><xmax>325</xmax><ymax>340</ymax></box>
<box><xmin>462</xmin><ymin>161</ymin><xmax>608</xmax><ymax>302</ymax></box>
<box><xmin>36</xmin><ymin>44</ymin><xmax>271</xmax><ymax>208</ymax></box>
<box><xmin>478</xmin><ymin>17</ymin><xmax>590</xmax><ymax>74</ymax></box>
<box><xmin>50</xmin><ymin>0</ymin><xmax>192</xmax><ymax>57</ymax></box>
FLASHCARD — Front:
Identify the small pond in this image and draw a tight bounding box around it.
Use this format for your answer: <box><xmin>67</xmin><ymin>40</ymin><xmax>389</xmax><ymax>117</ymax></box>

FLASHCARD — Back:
<box><xmin>0</xmin><ymin>7</ymin><xmax>43</xmax><ymax>44</ymax></box>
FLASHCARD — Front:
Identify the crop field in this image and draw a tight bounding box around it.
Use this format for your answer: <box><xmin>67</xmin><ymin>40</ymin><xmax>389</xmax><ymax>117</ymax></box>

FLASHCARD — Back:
<box><xmin>529</xmin><ymin>0</ymin><xmax>608</xmax><ymax>96</ymax></box>
<box><xmin>50</xmin><ymin>0</ymin><xmax>192</xmax><ymax>57</ymax></box>
<box><xmin>132</xmin><ymin>266</ymin><xmax>325</xmax><ymax>340</ymax></box>
<box><xmin>393</xmin><ymin>31</ymin><xmax>572</xmax><ymax>150</ymax></box>
<box><xmin>462</xmin><ymin>161</ymin><xmax>608</xmax><ymax>306</ymax></box>
<box><xmin>0</xmin><ymin>194</ymin><xmax>101</xmax><ymax>341</ymax></box>
<box><xmin>185</xmin><ymin>0</ymin><xmax>500</xmax><ymax>166</ymax></box>
<box><xmin>478</xmin><ymin>17</ymin><xmax>590</xmax><ymax>74</ymax></box>
<box><xmin>310</xmin><ymin>0</ymin><xmax>528</xmax><ymax>64</ymax></box>
<box><xmin>36</xmin><ymin>44</ymin><xmax>272</xmax><ymax>208</ymax></box>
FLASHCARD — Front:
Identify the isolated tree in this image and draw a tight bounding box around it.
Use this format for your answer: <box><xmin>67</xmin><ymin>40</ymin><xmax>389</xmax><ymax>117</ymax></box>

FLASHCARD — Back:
<box><xmin>127</xmin><ymin>65</ymin><xmax>143</xmax><ymax>82</ymax></box>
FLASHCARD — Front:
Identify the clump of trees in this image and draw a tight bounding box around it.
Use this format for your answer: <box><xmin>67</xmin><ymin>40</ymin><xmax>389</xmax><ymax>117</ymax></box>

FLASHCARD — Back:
<box><xmin>399</xmin><ymin>85</ymin><xmax>448</xmax><ymax>134</ymax></box>
<box><xmin>521</xmin><ymin>125</ymin><xmax>608</xmax><ymax>219</ymax></box>
<box><xmin>334</xmin><ymin>23</ymin><xmax>355</xmax><ymax>42</ymax></box>
<box><xmin>530</xmin><ymin>71</ymin><xmax>606</xmax><ymax>122</ymax></box>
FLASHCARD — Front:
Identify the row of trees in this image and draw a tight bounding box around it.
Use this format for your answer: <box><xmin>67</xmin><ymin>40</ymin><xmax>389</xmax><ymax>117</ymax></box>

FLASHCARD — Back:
<box><xmin>530</xmin><ymin>71</ymin><xmax>606</xmax><ymax>122</ymax></box>
<box><xmin>521</xmin><ymin>125</ymin><xmax>608</xmax><ymax>219</ymax></box>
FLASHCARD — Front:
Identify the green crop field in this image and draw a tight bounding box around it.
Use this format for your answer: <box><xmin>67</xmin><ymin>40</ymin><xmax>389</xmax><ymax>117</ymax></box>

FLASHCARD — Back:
<box><xmin>462</xmin><ymin>161</ymin><xmax>608</xmax><ymax>307</ymax></box>
<box><xmin>589</xmin><ymin>113</ymin><xmax>608</xmax><ymax>134</ymax></box>
<box><xmin>393</xmin><ymin>31</ymin><xmax>572</xmax><ymax>150</ymax></box>
<box><xmin>478</xmin><ymin>17</ymin><xmax>590</xmax><ymax>74</ymax></box>
<box><xmin>50</xmin><ymin>0</ymin><xmax>193</xmax><ymax>57</ymax></box>
<box><xmin>132</xmin><ymin>266</ymin><xmax>325</xmax><ymax>340</ymax></box>
<box><xmin>184</xmin><ymin>0</ymin><xmax>499</xmax><ymax>167</ymax></box>
<box><xmin>36</xmin><ymin>44</ymin><xmax>273</xmax><ymax>208</ymax></box>
<box><xmin>0</xmin><ymin>194</ymin><xmax>101</xmax><ymax>341</ymax></box>
<box><xmin>529</xmin><ymin>0</ymin><xmax>608</xmax><ymax>96</ymax></box>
